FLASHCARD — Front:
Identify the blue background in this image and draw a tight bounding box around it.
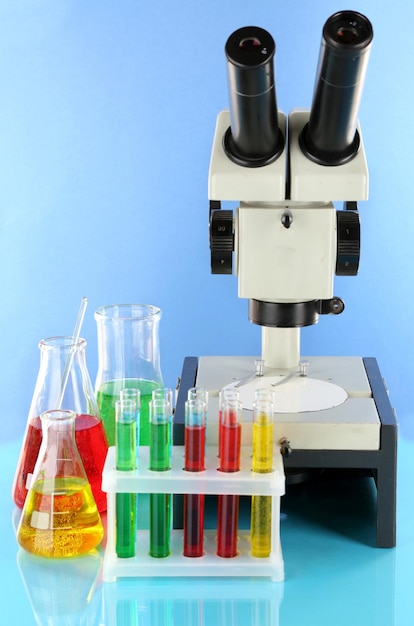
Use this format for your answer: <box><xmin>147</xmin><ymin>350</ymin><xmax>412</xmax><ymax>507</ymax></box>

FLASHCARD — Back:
<box><xmin>1</xmin><ymin>0</ymin><xmax>412</xmax><ymax>442</ymax></box>
<box><xmin>0</xmin><ymin>2</ymin><xmax>413</xmax><ymax>625</ymax></box>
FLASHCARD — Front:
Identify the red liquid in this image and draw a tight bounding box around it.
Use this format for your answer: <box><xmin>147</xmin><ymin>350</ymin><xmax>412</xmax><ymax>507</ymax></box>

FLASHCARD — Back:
<box><xmin>218</xmin><ymin>410</ymin><xmax>223</xmax><ymax>458</ymax></box>
<box><xmin>184</xmin><ymin>425</ymin><xmax>206</xmax><ymax>472</ymax></box>
<box><xmin>183</xmin><ymin>493</ymin><xmax>205</xmax><ymax>557</ymax></box>
<box><xmin>219</xmin><ymin>423</ymin><xmax>241</xmax><ymax>472</ymax></box>
<box><xmin>183</xmin><ymin>425</ymin><xmax>206</xmax><ymax>557</ymax></box>
<box><xmin>217</xmin><ymin>494</ymin><xmax>239</xmax><ymax>558</ymax></box>
<box><xmin>13</xmin><ymin>414</ymin><xmax>108</xmax><ymax>512</ymax></box>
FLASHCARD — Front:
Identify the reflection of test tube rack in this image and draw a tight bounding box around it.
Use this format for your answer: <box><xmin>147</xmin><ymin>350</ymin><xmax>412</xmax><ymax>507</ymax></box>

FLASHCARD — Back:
<box><xmin>101</xmin><ymin>440</ymin><xmax>285</xmax><ymax>582</ymax></box>
<box><xmin>103</xmin><ymin>577</ymin><xmax>284</xmax><ymax>626</ymax></box>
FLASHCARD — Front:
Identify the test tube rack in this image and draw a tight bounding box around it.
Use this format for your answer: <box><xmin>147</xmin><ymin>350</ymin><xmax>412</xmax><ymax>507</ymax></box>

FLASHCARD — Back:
<box><xmin>101</xmin><ymin>445</ymin><xmax>285</xmax><ymax>583</ymax></box>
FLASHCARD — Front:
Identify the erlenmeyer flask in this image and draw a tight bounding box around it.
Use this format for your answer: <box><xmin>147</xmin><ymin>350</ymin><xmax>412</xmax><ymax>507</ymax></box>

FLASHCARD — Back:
<box><xmin>17</xmin><ymin>409</ymin><xmax>104</xmax><ymax>558</ymax></box>
<box><xmin>94</xmin><ymin>304</ymin><xmax>164</xmax><ymax>446</ymax></box>
<box><xmin>12</xmin><ymin>336</ymin><xmax>108</xmax><ymax>512</ymax></box>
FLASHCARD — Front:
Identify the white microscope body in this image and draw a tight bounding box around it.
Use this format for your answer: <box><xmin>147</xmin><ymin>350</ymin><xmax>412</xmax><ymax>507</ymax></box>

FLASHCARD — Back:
<box><xmin>175</xmin><ymin>12</ymin><xmax>397</xmax><ymax>548</ymax></box>
<box><xmin>209</xmin><ymin>108</ymin><xmax>368</xmax><ymax>370</ymax></box>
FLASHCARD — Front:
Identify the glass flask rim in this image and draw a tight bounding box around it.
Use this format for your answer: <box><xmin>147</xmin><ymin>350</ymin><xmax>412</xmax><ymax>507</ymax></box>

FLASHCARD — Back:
<box><xmin>40</xmin><ymin>408</ymin><xmax>77</xmax><ymax>423</ymax></box>
<box><xmin>38</xmin><ymin>336</ymin><xmax>87</xmax><ymax>351</ymax></box>
<box><xmin>94</xmin><ymin>303</ymin><xmax>162</xmax><ymax>322</ymax></box>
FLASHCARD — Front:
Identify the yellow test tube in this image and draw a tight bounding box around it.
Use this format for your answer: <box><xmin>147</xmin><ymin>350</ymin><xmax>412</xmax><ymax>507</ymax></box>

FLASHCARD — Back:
<box><xmin>251</xmin><ymin>399</ymin><xmax>274</xmax><ymax>558</ymax></box>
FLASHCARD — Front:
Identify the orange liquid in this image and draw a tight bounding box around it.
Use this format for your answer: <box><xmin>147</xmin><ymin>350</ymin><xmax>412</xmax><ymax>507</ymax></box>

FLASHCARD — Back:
<box><xmin>17</xmin><ymin>477</ymin><xmax>104</xmax><ymax>558</ymax></box>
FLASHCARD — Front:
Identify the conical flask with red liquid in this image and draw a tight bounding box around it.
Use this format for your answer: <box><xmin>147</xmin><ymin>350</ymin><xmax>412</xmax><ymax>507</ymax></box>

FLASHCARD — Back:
<box><xmin>12</xmin><ymin>336</ymin><xmax>108</xmax><ymax>512</ymax></box>
<box><xmin>17</xmin><ymin>409</ymin><xmax>104</xmax><ymax>558</ymax></box>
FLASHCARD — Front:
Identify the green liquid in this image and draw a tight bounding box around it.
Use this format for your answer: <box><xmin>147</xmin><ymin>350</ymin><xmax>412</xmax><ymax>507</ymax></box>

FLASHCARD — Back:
<box><xmin>149</xmin><ymin>419</ymin><xmax>171</xmax><ymax>558</ymax></box>
<box><xmin>116</xmin><ymin>492</ymin><xmax>136</xmax><ymax>558</ymax></box>
<box><xmin>97</xmin><ymin>379</ymin><xmax>160</xmax><ymax>446</ymax></box>
<box><xmin>116</xmin><ymin>420</ymin><xmax>136</xmax><ymax>471</ymax></box>
<box><xmin>115</xmin><ymin>418</ymin><xmax>137</xmax><ymax>558</ymax></box>
<box><xmin>150</xmin><ymin>493</ymin><xmax>171</xmax><ymax>558</ymax></box>
<box><xmin>149</xmin><ymin>421</ymin><xmax>171</xmax><ymax>471</ymax></box>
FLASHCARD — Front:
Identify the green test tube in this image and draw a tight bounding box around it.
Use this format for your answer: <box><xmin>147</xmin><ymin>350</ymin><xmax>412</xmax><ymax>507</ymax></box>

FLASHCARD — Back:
<box><xmin>115</xmin><ymin>394</ymin><xmax>139</xmax><ymax>558</ymax></box>
<box><xmin>149</xmin><ymin>395</ymin><xmax>172</xmax><ymax>558</ymax></box>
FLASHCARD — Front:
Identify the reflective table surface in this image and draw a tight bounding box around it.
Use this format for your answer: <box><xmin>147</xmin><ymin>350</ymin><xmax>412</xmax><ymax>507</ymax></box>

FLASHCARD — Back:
<box><xmin>1</xmin><ymin>436</ymin><xmax>412</xmax><ymax>625</ymax></box>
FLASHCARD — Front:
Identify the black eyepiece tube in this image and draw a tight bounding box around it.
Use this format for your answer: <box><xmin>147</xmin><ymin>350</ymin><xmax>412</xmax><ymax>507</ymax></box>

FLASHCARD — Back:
<box><xmin>300</xmin><ymin>11</ymin><xmax>373</xmax><ymax>165</ymax></box>
<box><xmin>224</xmin><ymin>26</ymin><xmax>284</xmax><ymax>167</ymax></box>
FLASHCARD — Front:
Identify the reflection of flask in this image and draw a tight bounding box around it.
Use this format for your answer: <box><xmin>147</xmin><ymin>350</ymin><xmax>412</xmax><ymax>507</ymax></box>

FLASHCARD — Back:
<box><xmin>95</xmin><ymin>304</ymin><xmax>164</xmax><ymax>446</ymax></box>
<box><xmin>12</xmin><ymin>337</ymin><xmax>108</xmax><ymax>512</ymax></box>
<box><xmin>17</xmin><ymin>548</ymin><xmax>101</xmax><ymax>626</ymax></box>
<box><xmin>17</xmin><ymin>409</ymin><xmax>104</xmax><ymax>558</ymax></box>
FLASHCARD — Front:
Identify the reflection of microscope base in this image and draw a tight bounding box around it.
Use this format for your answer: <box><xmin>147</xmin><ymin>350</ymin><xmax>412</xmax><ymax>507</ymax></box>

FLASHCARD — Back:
<box><xmin>174</xmin><ymin>356</ymin><xmax>397</xmax><ymax>548</ymax></box>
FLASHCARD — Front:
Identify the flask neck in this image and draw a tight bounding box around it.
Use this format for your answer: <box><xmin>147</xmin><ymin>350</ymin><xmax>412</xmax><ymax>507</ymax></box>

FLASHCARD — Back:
<box><xmin>30</xmin><ymin>336</ymin><xmax>98</xmax><ymax>418</ymax></box>
<box><xmin>94</xmin><ymin>305</ymin><xmax>163</xmax><ymax>385</ymax></box>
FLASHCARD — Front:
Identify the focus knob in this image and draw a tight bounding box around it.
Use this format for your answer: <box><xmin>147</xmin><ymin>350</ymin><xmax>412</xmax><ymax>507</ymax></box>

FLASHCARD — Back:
<box><xmin>336</xmin><ymin>208</ymin><xmax>360</xmax><ymax>276</ymax></box>
<box><xmin>209</xmin><ymin>208</ymin><xmax>234</xmax><ymax>274</ymax></box>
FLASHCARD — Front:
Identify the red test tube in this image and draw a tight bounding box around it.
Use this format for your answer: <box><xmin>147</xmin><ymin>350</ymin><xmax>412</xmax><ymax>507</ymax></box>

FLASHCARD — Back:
<box><xmin>183</xmin><ymin>398</ymin><xmax>207</xmax><ymax>557</ymax></box>
<box><xmin>218</xmin><ymin>387</ymin><xmax>240</xmax><ymax>459</ymax></box>
<box><xmin>217</xmin><ymin>400</ymin><xmax>242</xmax><ymax>558</ymax></box>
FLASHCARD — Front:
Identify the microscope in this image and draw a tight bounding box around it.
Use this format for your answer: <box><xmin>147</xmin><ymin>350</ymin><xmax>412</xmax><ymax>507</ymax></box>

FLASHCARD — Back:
<box><xmin>175</xmin><ymin>11</ymin><xmax>397</xmax><ymax>547</ymax></box>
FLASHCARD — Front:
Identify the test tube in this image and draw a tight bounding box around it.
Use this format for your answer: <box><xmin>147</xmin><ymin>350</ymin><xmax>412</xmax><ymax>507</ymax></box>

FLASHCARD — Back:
<box><xmin>218</xmin><ymin>387</ymin><xmax>240</xmax><ymax>458</ymax></box>
<box><xmin>149</xmin><ymin>395</ymin><xmax>172</xmax><ymax>558</ymax></box>
<box><xmin>187</xmin><ymin>387</ymin><xmax>208</xmax><ymax>404</ymax></box>
<box><xmin>120</xmin><ymin>388</ymin><xmax>141</xmax><ymax>452</ymax></box>
<box><xmin>115</xmin><ymin>396</ymin><xmax>138</xmax><ymax>558</ymax></box>
<box><xmin>254</xmin><ymin>386</ymin><xmax>275</xmax><ymax>404</ymax></box>
<box><xmin>250</xmin><ymin>399</ymin><xmax>274</xmax><ymax>558</ymax></box>
<box><xmin>152</xmin><ymin>387</ymin><xmax>173</xmax><ymax>459</ymax></box>
<box><xmin>217</xmin><ymin>400</ymin><xmax>242</xmax><ymax>558</ymax></box>
<box><xmin>153</xmin><ymin>387</ymin><xmax>173</xmax><ymax>406</ymax></box>
<box><xmin>183</xmin><ymin>399</ymin><xmax>207</xmax><ymax>557</ymax></box>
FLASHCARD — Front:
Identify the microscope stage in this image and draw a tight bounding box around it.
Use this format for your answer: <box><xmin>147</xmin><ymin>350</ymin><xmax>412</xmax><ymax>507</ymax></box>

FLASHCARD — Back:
<box><xmin>195</xmin><ymin>356</ymin><xmax>380</xmax><ymax>451</ymax></box>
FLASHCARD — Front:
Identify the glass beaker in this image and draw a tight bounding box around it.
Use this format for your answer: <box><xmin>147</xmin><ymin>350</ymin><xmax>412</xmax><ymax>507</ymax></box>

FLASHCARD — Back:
<box><xmin>17</xmin><ymin>409</ymin><xmax>104</xmax><ymax>558</ymax></box>
<box><xmin>94</xmin><ymin>304</ymin><xmax>164</xmax><ymax>446</ymax></box>
<box><xmin>12</xmin><ymin>337</ymin><xmax>108</xmax><ymax>512</ymax></box>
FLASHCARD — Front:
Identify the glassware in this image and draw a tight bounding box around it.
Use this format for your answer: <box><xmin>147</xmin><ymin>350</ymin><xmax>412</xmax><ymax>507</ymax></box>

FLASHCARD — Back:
<box><xmin>218</xmin><ymin>386</ymin><xmax>239</xmax><ymax>458</ymax></box>
<box><xmin>94</xmin><ymin>304</ymin><xmax>164</xmax><ymax>446</ymax></box>
<box><xmin>17</xmin><ymin>409</ymin><xmax>104</xmax><ymax>558</ymax></box>
<box><xmin>183</xmin><ymin>398</ymin><xmax>207</xmax><ymax>558</ymax></box>
<box><xmin>149</xmin><ymin>396</ymin><xmax>172</xmax><ymax>558</ymax></box>
<box><xmin>12</xmin><ymin>336</ymin><xmax>108</xmax><ymax>513</ymax></box>
<box><xmin>250</xmin><ymin>399</ymin><xmax>274</xmax><ymax>558</ymax></box>
<box><xmin>217</xmin><ymin>399</ymin><xmax>242</xmax><ymax>558</ymax></box>
<box><xmin>115</xmin><ymin>395</ymin><xmax>139</xmax><ymax>558</ymax></box>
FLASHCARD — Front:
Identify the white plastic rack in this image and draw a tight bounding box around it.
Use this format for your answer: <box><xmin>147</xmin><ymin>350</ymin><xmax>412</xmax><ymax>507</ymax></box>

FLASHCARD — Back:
<box><xmin>101</xmin><ymin>445</ymin><xmax>285</xmax><ymax>582</ymax></box>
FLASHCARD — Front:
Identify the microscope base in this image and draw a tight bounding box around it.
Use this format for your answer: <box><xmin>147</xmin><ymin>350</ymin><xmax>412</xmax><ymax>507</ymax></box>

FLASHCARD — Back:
<box><xmin>174</xmin><ymin>356</ymin><xmax>397</xmax><ymax>548</ymax></box>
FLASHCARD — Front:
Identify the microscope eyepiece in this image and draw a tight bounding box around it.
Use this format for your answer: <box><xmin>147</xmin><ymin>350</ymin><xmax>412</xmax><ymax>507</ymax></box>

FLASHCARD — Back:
<box><xmin>300</xmin><ymin>11</ymin><xmax>373</xmax><ymax>166</ymax></box>
<box><xmin>224</xmin><ymin>26</ymin><xmax>284</xmax><ymax>167</ymax></box>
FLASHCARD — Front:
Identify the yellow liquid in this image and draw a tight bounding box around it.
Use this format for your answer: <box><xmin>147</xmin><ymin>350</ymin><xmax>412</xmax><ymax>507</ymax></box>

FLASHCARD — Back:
<box><xmin>252</xmin><ymin>421</ymin><xmax>273</xmax><ymax>473</ymax></box>
<box><xmin>251</xmin><ymin>495</ymin><xmax>272</xmax><ymax>558</ymax></box>
<box><xmin>251</xmin><ymin>418</ymin><xmax>273</xmax><ymax>557</ymax></box>
<box><xmin>17</xmin><ymin>477</ymin><xmax>104</xmax><ymax>558</ymax></box>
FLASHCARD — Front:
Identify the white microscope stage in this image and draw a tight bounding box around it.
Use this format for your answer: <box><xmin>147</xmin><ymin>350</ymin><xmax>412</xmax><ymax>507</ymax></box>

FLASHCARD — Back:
<box><xmin>196</xmin><ymin>356</ymin><xmax>380</xmax><ymax>451</ymax></box>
